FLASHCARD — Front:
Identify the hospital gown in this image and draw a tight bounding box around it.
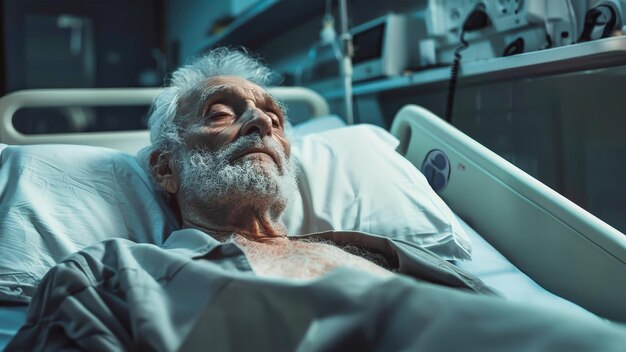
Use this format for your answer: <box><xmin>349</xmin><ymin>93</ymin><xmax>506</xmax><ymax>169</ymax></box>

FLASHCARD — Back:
<box><xmin>6</xmin><ymin>229</ymin><xmax>626</xmax><ymax>351</ymax></box>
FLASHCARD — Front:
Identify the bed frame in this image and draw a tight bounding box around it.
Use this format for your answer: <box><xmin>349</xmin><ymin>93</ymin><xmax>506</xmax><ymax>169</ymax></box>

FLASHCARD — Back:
<box><xmin>0</xmin><ymin>87</ymin><xmax>329</xmax><ymax>154</ymax></box>
<box><xmin>391</xmin><ymin>105</ymin><xmax>626</xmax><ymax>323</ymax></box>
<box><xmin>1</xmin><ymin>88</ymin><xmax>625</xmax><ymax>323</ymax></box>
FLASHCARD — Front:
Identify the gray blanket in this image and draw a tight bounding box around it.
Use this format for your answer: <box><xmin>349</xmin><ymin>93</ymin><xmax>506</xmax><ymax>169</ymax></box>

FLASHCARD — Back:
<box><xmin>6</xmin><ymin>229</ymin><xmax>626</xmax><ymax>351</ymax></box>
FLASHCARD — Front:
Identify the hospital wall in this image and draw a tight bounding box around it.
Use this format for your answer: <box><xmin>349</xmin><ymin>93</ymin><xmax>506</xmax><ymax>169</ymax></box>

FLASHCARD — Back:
<box><xmin>1</xmin><ymin>0</ymin><xmax>166</xmax><ymax>93</ymax></box>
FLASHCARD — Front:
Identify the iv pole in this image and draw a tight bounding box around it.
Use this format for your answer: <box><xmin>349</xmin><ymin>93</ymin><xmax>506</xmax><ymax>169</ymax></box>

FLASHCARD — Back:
<box><xmin>338</xmin><ymin>0</ymin><xmax>354</xmax><ymax>125</ymax></box>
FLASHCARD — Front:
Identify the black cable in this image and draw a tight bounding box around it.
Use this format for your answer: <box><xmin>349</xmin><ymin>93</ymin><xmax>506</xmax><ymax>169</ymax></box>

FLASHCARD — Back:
<box><xmin>444</xmin><ymin>5</ymin><xmax>491</xmax><ymax>124</ymax></box>
<box><xmin>444</xmin><ymin>30</ymin><xmax>468</xmax><ymax>123</ymax></box>
<box><xmin>578</xmin><ymin>4</ymin><xmax>619</xmax><ymax>42</ymax></box>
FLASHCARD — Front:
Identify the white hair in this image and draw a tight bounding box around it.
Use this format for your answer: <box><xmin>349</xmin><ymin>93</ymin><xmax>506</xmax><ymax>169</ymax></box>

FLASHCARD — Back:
<box><xmin>137</xmin><ymin>47</ymin><xmax>280</xmax><ymax>179</ymax></box>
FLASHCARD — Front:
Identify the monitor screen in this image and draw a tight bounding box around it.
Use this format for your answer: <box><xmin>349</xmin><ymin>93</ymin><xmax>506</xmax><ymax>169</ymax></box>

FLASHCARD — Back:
<box><xmin>352</xmin><ymin>23</ymin><xmax>385</xmax><ymax>64</ymax></box>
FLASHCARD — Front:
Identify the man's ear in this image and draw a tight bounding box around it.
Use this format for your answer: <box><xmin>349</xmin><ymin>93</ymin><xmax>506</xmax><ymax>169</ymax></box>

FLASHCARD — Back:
<box><xmin>151</xmin><ymin>151</ymin><xmax>180</xmax><ymax>194</ymax></box>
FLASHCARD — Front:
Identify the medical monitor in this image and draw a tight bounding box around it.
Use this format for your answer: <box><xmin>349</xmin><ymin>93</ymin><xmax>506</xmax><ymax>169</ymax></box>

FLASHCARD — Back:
<box><xmin>351</xmin><ymin>14</ymin><xmax>423</xmax><ymax>81</ymax></box>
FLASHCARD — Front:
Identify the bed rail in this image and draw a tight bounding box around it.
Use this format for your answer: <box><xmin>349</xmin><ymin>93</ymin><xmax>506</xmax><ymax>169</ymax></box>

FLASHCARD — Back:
<box><xmin>0</xmin><ymin>87</ymin><xmax>329</xmax><ymax>154</ymax></box>
<box><xmin>392</xmin><ymin>104</ymin><xmax>626</xmax><ymax>323</ymax></box>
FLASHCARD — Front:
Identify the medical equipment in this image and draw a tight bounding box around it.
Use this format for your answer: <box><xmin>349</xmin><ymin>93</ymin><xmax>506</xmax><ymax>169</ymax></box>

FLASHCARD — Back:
<box><xmin>338</xmin><ymin>0</ymin><xmax>354</xmax><ymax>124</ymax></box>
<box><xmin>350</xmin><ymin>14</ymin><xmax>425</xmax><ymax>81</ymax></box>
<box><xmin>1</xmin><ymin>87</ymin><xmax>626</xmax><ymax>348</ymax></box>
<box><xmin>579</xmin><ymin>0</ymin><xmax>625</xmax><ymax>41</ymax></box>
<box><xmin>427</xmin><ymin>0</ymin><xmax>579</xmax><ymax>63</ymax></box>
<box><xmin>300</xmin><ymin>0</ymin><xmax>354</xmax><ymax>124</ymax></box>
<box><xmin>300</xmin><ymin>18</ymin><xmax>342</xmax><ymax>85</ymax></box>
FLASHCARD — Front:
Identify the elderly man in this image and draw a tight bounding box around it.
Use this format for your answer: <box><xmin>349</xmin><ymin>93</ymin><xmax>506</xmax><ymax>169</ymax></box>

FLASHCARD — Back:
<box><xmin>7</xmin><ymin>48</ymin><xmax>626</xmax><ymax>351</ymax></box>
<box><xmin>145</xmin><ymin>50</ymin><xmax>395</xmax><ymax>279</ymax></box>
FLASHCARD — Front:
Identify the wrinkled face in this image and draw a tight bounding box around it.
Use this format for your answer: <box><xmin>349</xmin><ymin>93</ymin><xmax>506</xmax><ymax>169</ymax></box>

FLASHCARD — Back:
<box><xmin>171</xmin><ymin>76</ymin><xmax>297</xmax><ymax>209</ymax></box>
<box><xmin>180</xmin><ymin>76</ymin><xmax>290</xmax><ymax>165</ymax></box>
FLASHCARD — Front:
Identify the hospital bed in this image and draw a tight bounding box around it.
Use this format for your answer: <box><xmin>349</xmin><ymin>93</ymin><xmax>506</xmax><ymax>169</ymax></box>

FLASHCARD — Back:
<box><xmin>1</xmin><ymin>86</ymin><xmax>625</xmax><ymax>348</ymax></box>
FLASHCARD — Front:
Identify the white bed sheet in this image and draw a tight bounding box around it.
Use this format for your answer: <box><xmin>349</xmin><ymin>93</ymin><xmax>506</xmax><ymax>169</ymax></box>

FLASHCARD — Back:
<box><xmin>0</xmin><ymin>305</ymin><xmax>27</xmax><ymax>350</ymax></box>
<box><xmin>455</xmin><ymin>215</ymin><xmax>596</xmax><ymax>319</ymax></box>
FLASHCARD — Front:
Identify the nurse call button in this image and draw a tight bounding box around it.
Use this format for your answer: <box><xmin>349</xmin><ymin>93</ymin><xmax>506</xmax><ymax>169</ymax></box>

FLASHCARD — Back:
<box><xmin>421</xmin><ymin>149</ymin><xmax>450</xmax><ymax>192</ymax></box>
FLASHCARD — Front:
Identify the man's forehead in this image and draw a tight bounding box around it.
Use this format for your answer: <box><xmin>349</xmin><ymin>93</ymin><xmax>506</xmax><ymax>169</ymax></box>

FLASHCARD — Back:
<box><xmin>198</xmin><ymin>76</ymin><xmax>281</xmax><ymax>109</ymax></box>
<box><xmin>202</xmin><ymin>76</ymin><xmax>267</xmax><ymax>98</ymax></box>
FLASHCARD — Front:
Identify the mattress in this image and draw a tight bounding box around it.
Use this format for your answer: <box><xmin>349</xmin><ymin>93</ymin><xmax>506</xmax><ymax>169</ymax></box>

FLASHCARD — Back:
<box><xmin>455</xmin><ymin>215</ymin><xmax>595</xmax><ymax>318</ymax></box>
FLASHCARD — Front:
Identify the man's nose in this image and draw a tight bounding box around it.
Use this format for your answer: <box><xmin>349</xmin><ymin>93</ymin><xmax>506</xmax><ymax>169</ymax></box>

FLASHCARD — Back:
<box><xmin>239</xmin><ymin>105</ymin><xmax>273</xmax><ymax>137</ymax></box>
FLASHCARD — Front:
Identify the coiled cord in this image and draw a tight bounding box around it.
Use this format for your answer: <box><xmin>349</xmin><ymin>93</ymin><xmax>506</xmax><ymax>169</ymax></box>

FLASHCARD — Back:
<box><xmin>444</xmin><ymin>4</ymin><xmax>490</xmax><ymax>124</ymax></box>
<box><xmin>444</xmin><ymin>31</ymin><xmax>468</xmax><ymax>123</ymax></box>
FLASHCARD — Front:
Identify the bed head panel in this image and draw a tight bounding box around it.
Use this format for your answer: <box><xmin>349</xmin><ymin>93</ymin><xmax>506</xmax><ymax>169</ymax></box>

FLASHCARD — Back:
<box><xmin>391</xmin><ymin>104</ymin><xmax>626</xmax><ymax>323</ymax></box>
<box><xmin>0</xmin><ymin>87</ymin><xmax>329</xmax><ymax>154</ymax></box>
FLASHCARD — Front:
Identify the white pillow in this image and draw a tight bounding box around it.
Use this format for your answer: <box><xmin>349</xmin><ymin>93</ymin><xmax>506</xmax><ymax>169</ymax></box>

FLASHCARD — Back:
<box><xmin>282</xmin><ymin>124</ymin><xmax>472</xmax><ymax>261</ymax></box>
<box><xmin>0</xmin><ymin>144</ymin><xmax>178</xmax><ymax>302</ymax></box>
<box><xmin>291</xmin><ymin>114</ymin><xmax>347</xmax><ymax>136</ymax></box>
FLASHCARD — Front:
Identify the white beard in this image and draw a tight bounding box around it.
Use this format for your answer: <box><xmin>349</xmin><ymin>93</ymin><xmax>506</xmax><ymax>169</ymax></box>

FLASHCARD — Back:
<box><xmin>174</xmin><ymin>135</ymin><xmax>298</xmax><ymax>213</ymax></box>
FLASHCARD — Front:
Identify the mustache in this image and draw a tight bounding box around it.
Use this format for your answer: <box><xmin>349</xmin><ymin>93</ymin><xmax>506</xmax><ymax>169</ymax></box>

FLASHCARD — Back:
<box><xmin>197</xmin><ymin>135</ymin><xmax>286</xmax><ymax>166</ymax></box>
<box><xmin>176</xmin><ymin>133</ymin><xmax>298</xmax><ymax>210</ymax></box>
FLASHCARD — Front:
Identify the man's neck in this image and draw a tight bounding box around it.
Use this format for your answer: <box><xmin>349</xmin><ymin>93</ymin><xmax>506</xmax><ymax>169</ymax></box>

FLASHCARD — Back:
<box><xmin>179</xmin><ymin>197</ymin><xmax>288</xmax><ymax>241</ymax></box>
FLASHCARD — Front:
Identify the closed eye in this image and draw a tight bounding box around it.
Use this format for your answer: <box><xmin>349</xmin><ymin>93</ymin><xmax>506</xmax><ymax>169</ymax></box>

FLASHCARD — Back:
<box><xmin>265</xmin><ymin>110</ymin><xmax>282</xmax><ymax>128</ymax></box>
<box><xmin>207</xmin><ymin>111</ymin><xmax>233</xmax><ymax>120</ymax></box>
<box><xmin>205</xmin><ymin>103</ymin><xmax>235</xmax><ymax>122</ymax></box>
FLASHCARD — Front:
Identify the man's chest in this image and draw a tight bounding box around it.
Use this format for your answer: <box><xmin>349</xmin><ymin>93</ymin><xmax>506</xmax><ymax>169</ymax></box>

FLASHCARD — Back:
<box><xmin>232</xmin><ymin>237</ymin><xmax>392</xmax><ymax>279</ymax></box>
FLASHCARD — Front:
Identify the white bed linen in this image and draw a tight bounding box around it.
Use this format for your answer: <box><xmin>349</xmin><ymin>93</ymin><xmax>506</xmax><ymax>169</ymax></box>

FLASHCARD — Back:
<box><xmin>455</xmin><ymin>215</ymin><xmax>597</xmax><ymax>319</ymax></box>
<box><xmin>0</xmin><ymin>305</ymin><xmax>27</xmax><ymax>350</ymax></box>
<box><xmin>285</xmin><ymin>124</ymin><xmax>472</xmax><ymax>260</ymax></box>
